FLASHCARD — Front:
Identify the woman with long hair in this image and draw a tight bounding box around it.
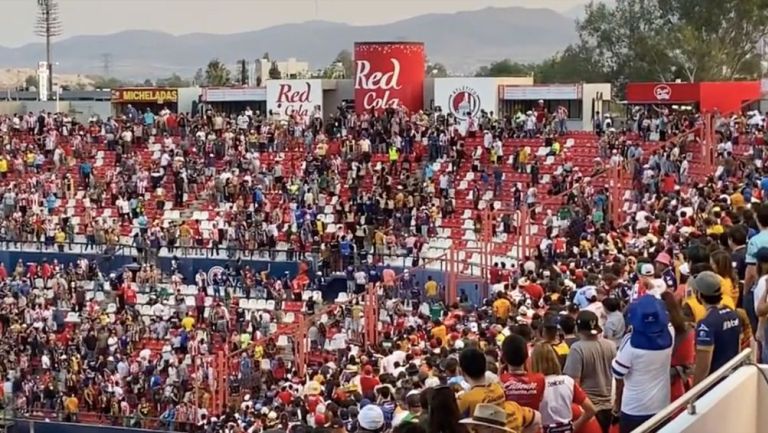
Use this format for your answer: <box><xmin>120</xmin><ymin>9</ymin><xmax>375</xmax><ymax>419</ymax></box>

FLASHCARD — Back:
<box><xmin>426</xmin><ymin>385</ymin><xmax>468</xmax><ymax>433</ymax></box>
<box><xmin>660</xmin><ymin>291</ymin><xmax>694</xmax><ymax>401</ymax></box>
<box><xmin>711</xmin><ymin>249</ymin><xmax>739</xmax><ymax>303</ymax></box>
<box><xmin>530</xmin><ymin>343</ymin><xmax>598</xmax><ymax>433</ymax></box>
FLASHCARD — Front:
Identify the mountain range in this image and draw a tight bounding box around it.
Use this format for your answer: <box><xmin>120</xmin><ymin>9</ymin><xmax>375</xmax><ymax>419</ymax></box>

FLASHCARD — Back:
<box><xmin>0</xmin><ymin>6</ymin><xmax>580</xmax><ymax>80</ymax></box>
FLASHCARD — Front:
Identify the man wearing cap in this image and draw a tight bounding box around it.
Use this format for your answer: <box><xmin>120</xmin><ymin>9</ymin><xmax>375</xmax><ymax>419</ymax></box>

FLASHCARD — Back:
<box><xmin>690</xmin><ymin>271</ymin><xmax>742</xmax><ymax>385</ymax></box>
<box><xmin>611</xmin><ymin>295</ymin><xmax>674</xmax><ymax>433</ymax></box>
<box><xmin>563</xmin><ymin>310</ymin><xmax>616</xmax><ymax>433</ymax></box>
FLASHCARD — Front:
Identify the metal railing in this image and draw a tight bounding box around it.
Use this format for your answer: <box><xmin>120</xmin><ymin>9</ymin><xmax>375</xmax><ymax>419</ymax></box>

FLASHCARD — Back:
<box><xmin>634</xmin><ymin>348</ymin><xmax>755</xmax><ymax>432</ymax></box>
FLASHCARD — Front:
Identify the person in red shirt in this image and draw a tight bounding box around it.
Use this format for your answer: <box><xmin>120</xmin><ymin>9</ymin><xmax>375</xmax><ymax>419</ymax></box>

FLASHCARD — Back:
<box><xmin>0</xmin><ymin>263</ymin><xmax>8</xmax><ymax>281</ymax></box>
<box><xmin>358</xmin><ymin>365</ymin><xmax>380</xmax><ymax>398</ymax></box>
<box><xmin>195</xmin><ymin>289</ymin><xmax>206</xmax><ymax>322</ymax></box>
<box><xmin>501</xmin><ymin>334</ymin><xmax>545</xmax><ymax>409</ymax></box>
<box><xmin>40</xmin><ymin>260</ymin><xmax>52</xmax><ymax>285</ymax></box>
<box><xmin>489</xmin><ymin>263</ymin><xmax>502</xmax><ymax>285</ymax></box>
<box><xmin>522</xmin><ymin>277</ymin><xmax>545</xmax><ymax>304</ymax></box>
<box><xmin>124</xmin><ymin>284</ymin><xmax>137</xmax><ymax>308</ymax></box>
<box><xmin>277</xmin><ymin>384</ymin><xmax>293</xmax><ymax>406</ymax></box>
<box><xmin>27</xmin><ymin>262</ymin><xmax>37</xmax><ymax>280</ymax></box>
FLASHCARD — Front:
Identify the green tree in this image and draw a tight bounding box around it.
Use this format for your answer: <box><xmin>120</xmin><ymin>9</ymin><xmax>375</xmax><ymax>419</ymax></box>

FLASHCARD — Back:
<box><xmin>156</xmin><ymin>73</ymin><xmax>191</xmax><ymax>87</ymax></box>
<box><xmin>24</xmin><ymin>74</ymin><xmax>39</xmax><ymax>89</ymax></box>
<box><xmin>533</xmin><ymin>45</ymin><xmax>607</xmax><ymax>84</ymax></box>
<box><xmin>576</xmin><ymin>0</ymin><xmax>768</xmax><ymax>83</ymax></box>
<box><xmin>268</xmin><ymin>61</ymin><xmax>282</xmax><ymax>79</ymax></box>
<box><xmin>204</xmin><ymin>59</ymin><xmax>232</xmax><ymax>86</ymax></box>
<box><xmin>475</xmin><ymin>59</ymin><xmax>534</xmax><ymax>77</ymax></box>
<box><xmin>90</xmin><ymin>75</ymin><xmax>127</xmax><ymax>89</ymax></box>
<box><xmin>333</xmin><ymin>49</ymin><xmax>354</xmax><ymax>78</ymax></box>
<box><xmin>427</xmin><ymin>62</ymin><xmax>448</xmax><ymax>77</ymax></box>
<box><xmin>142</xmin><ymin>78</ymin><xmax>155</xmax><ymax>87</ymax></box>
<box><xmin>193</xmin><ymin>68</ymin><xmax>204</xmax><ymax>86</ymax></box>
<box><xmin>261</xmin><ymin>52</ymin><xmax>271</xmax><ymax>61</ymax></box>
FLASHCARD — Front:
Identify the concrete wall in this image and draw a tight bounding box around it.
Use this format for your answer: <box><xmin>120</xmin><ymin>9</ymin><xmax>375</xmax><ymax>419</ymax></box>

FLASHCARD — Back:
<box><xmin>0</xmin><ymin>101</ymin><xmax>111</xmax><ymax>122</ymax></box>
<box><xmin>495</xmin><ymin>76</ymin><xmax>535</xmax><ymax>86</ymax></box>
<box><xmin>0</xmin><ymin>102</ymin><xmax>24</xmax><ymax>116</ymax></box>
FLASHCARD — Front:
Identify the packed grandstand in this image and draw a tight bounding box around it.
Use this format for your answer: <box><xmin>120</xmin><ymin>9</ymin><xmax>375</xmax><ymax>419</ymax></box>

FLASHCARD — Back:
<box><xmin>1</xmin><ymin>41</ymin><xmax>767</xmax><ymax>433</ymax></box>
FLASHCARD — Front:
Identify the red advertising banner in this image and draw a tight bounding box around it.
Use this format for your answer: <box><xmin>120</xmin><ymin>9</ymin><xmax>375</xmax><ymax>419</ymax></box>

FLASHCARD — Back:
<box><xmin>624</xmin><ymin>82</ymin><xmax>700</xmax><ymax>104</ymax></box>
<box><xmin>354</xmin><ymin>42</ymin><xmax>425</xmax><ymax>113</ymax></box>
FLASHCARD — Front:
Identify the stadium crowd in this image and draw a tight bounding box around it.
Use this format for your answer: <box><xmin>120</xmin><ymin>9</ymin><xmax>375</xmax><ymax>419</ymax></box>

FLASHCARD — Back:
<box><xmin>0</xmin><ymin>101</ymin><xmax>764</xmax><ymax>433</ymax></box>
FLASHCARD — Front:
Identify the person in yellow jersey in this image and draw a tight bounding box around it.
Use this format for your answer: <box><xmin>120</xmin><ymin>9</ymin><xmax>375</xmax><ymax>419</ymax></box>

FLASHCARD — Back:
<box><xmin>424</xmin><ymin>276</ymin><xmax>439</xmax><ymax>302</ymax></box>
<box><xmin>0</xmin><ymin>155</ymin><xmax>7</xmax><ymax>178</ymax></box>
<box><xmin>682</xmin><ymin>245</ymin><xmax>736</xmax><ymax>323</ymax></box>
<box><xmin>181</xmin><ymin>312</ymin><xmax>196</xmax><ymax>331</ymax></box>
<box><xmin>458</xmin><ymin>348</ymin><xmax>541</xmax><ymax>433</ymax></box>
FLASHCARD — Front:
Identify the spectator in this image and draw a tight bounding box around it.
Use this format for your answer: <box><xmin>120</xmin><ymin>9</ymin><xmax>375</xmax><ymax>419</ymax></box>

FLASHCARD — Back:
<box><xmin>611</xmin><ymin>295</ymin><xmax>674</xmax><ymax>432</ymax></box>
<box><xmin>692</xmin><ymin>271</ymin><xmax>743</xmax><ymax>385</ymax></box>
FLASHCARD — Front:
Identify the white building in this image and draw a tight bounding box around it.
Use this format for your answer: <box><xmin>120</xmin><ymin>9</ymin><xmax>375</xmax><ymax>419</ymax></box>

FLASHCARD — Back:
<box><xmin>255</xmin><ymin>58</ymin><xmax>310</xmax><ymax>83</ymax></box>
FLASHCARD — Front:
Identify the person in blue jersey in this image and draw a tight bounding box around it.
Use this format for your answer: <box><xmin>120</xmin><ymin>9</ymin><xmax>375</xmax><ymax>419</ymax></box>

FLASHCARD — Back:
<box><xmin>690</xmin><ymin>271</ymin><xmax>742</xmax><ymax>386</ymax></box>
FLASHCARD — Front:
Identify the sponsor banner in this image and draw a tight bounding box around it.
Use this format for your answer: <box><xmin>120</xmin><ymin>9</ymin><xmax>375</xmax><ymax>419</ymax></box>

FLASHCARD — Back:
<box><xmin>266</xmin><ymin>79</ymin><xmax>323</xmax><ymax>118</ymax></box>
<box><xmin>111</xmin><ymin>88</ymin><xmax>178</xmax><ymax>103</ymax></box>
<box><xmin>203</xmin><ymin>87</ymin><xmax>266</xmax><ymax>102</ymax></box>
<box><xmin>354</xmin><ymin>42</ymin><xmax>425</xmax><ymax>113</ymax></box>
<box><xmin>433</xmin><ymin>78</ymin><xmax>498</xmax><ymax>131</ymax></box>
<box><xmin>501</xmin><ymin>84</ymin><xmax>582</xmax><ymax>101</ymax></box>
<box><xmin>624</xmin><ymin>82</ymin><xmax>699</xmax><ymax>104</ymax></box>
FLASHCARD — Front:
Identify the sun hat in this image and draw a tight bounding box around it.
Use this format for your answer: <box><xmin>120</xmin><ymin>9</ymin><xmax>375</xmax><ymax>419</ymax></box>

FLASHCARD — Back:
<box><xmin>628</xmin><ymin>294</ymin><xmax>673</xmax><ymax>350</ymax></box>
<box><xmin>459</xmin><ymin>403</ymin><xmax>515</xmax><ymax>432</ymax></box>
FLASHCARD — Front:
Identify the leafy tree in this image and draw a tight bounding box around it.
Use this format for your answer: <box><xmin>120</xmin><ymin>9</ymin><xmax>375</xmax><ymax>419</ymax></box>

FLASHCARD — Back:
<box><xmin>24</xmin><ymin>74</ymin><xmax>39</xmax><ymax>89</ymax></box>
<box><xmin>205</xmin><ymin>59</ymin><xmax>232</xmax><ymax>86</ymax></box>
<box><xmin>576</xmin><ymin>0</ymin><xmax>768</xmax><ymax>83</ymax></box>
<box><xmin>193</xmin><ymin>68</ymin><xmax>204</xmax><ymax>86</ymax></box>
<box><xmin>533</xmin><ymin>45</ymin><xmax>607</xmax><ymax>84</ymax></box>
<box><xmin>427</xmin><ymin>62</ymin><xmax>448</xmax><ymax>77</ymax></box>
<box><xmin>475</xmin><ymin>59</ymin><xmax>534</xmax><ymax>77</ymax></box>
<box><xmin>156</xmin><ymin>73</ymin><xmax>191</xmax><ymax>87</ymax></box>
<box><xmin>268</xmin><ymin>61</ymin><xmax>282</xmax><ymax>79</ymax></box>
<box><xmin>261</xmin><ymin>52</ymin><xmax>271</xmax><ymax>61</ymax></box>
<box><xmin>333</xmin><ymin>49</ymin><xmax>354</xmax><ymax>78</ymax></box>
<box><xmin>142</xmin><ymin>78</ymin><xmax>154</xmax><ymax>87</ymax></box>
<box><xmin>90</xmin><ymin>75</ymin><xmax>128</xmax><ymax>89</ymax></box>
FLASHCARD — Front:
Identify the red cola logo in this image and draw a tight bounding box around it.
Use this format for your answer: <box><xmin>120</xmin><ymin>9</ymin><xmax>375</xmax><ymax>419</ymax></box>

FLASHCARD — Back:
<box><xmin>275</xmin><ymin>81</ymin><xmax>313</xmax><ymax>117</ymax></box>
<box><xmin>355</xmin><ymin>58</ymin><xmax>403</xmax><ymax>110</ymax></box>
<box><xmin>653</xmin><ymin>84</ymin><xmax>672</xmax><ymax>101</ymax></box>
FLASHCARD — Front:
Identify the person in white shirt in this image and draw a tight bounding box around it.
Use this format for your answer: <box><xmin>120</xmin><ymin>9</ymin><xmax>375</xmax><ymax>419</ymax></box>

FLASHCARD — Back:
<box><xmin>612</xmin><ymin>295</ymin><xmax>674</xmax><ymax>433</ymax></box>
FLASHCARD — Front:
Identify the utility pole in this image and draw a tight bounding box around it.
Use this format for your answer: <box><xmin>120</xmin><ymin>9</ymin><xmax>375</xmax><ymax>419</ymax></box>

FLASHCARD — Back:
<box><xmin>35</xmin><ymin>0</ymin><xmax>62</xmax><ymax>100</ymax></box>
<box><xmin>101</xmin><ymin>53</ymin><xmax>113</xmax><ymax>77</ymax></box>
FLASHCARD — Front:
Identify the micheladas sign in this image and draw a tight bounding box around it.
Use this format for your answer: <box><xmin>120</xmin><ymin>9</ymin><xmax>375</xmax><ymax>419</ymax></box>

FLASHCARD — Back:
<box><xmin>111</xmin><ymin>88</ymin><xmax>179</xmax><ymax>103</ymax></box>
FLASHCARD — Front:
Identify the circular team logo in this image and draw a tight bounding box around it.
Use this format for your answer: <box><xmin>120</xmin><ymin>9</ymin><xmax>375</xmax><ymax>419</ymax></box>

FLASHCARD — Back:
<box><xmin>653</xmin><ymin>84</ymin><xmax>672</xmax><ymax>101</ymax></box>
<box><xmin>448</xmin><ymin>86</ymin><xmax>481</xmax><ymax>120</ymax></box>
<box><xmin>208</xmin><ymin>266</ymin><xmax>224</xmax><ymax>285</ymax></box>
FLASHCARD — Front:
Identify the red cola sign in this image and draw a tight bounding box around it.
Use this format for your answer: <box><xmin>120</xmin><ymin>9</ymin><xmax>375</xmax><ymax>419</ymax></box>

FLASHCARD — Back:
<box><xmin>267</xmin><ymin>79</ymin><xmax>323</xmax><ymax>118</ymax></box>
<box><xmin>354</xmin><ymin>42</ymin><xmax>425</xmax><ymax>113</ymax></box>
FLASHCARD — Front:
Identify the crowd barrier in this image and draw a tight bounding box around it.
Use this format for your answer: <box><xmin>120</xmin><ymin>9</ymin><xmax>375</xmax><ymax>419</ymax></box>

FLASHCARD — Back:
<box><xmin>0</xmin><ymin>241</ymin><xmax>488</xmax><ymax>305</ymax></box>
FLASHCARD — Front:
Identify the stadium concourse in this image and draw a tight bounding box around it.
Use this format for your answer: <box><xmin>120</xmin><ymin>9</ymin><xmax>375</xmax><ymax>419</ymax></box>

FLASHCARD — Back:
<box><xmin>0</xmin><ymin>104</ymin><xmax>755</xmax><ymax>433</ymax></box>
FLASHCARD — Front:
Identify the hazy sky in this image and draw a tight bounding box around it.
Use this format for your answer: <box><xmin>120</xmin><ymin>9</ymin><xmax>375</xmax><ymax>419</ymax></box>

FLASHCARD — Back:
<box><xmin>3</xmin><ymin>0</ymin><xmax>586</xmax><ymax>47</ymax></box>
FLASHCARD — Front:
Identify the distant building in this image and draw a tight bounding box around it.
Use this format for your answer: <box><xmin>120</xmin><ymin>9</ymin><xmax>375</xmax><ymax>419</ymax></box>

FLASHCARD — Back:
<box><xmin>255</xmin><ymin>58</ymin><xmax>310</xmax><ymax>83</ymax></box>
